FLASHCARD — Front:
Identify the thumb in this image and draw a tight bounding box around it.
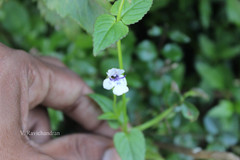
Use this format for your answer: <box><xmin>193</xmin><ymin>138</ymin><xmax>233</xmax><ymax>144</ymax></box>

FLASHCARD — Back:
<box><xmin>103</xmin><ymin>148</ymin><xmax>121</xmax><ymax>160</ymax></box>
<box><xmin>38</xmin><ymin>134</ymin><xmax>119</xmax><ymax>160</ymax></box>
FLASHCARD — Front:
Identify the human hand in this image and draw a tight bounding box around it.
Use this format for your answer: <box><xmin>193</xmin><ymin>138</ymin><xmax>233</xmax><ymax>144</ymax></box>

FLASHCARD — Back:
<box><xmin>0</xmin><ymin>43</ymin><xmax>120</xmax><ymax>160</ymax></box>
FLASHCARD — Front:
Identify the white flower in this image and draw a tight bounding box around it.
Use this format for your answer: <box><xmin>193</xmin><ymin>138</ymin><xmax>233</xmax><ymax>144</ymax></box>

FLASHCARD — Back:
<box><xmin>103</xmin><ymin>68</ymin><xmax>129</xmax><ymax>96</ymax></box>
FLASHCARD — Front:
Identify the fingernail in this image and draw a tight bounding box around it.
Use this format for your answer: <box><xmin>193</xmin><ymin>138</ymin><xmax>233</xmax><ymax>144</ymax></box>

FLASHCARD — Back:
<box><xmin>103</xmin><ymin>148</ymin><xmax>121</xmax><ymax>160</ymax></box>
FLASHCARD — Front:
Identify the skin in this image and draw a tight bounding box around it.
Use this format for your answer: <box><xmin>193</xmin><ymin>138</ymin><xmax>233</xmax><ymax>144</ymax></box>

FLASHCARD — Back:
<box><xmin>0</xmin><ymin>43</ymin><xmax>121</xmax><ymax>160</ymax></box>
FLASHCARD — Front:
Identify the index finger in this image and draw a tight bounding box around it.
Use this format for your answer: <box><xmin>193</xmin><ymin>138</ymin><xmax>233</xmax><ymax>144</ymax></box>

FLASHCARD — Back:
<box><xmin>28</xmin><ymin>55</ymin><xmax>103</xmax><ymax>131</ymax></box>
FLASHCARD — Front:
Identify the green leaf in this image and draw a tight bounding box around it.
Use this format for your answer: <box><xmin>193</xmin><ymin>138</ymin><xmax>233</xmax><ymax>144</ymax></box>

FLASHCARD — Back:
<box><xmin>227</xmin><ymin>0</ymin><xmax>240</xmax><ymax>26</ymax></box>
<box><xmin>114</xmin><ymin>99</ymin><xmax>130</xmax><ymax>124</ymax></box>
<box><xmin>41</xmin><ymin>0</ymin><xmax>111</xmax><ymax>33</ymax></box>
<box><xmin>169</xmin><ymin>31</ymin><xmax>190</xmax><ymax>43</ymax></box>
<box><xmin>204</xmin><ymin>116</ymin><xmax>219</xmax><ymax>135</ymax></box>
<box><xmin>98</xmin><ymin>112</ymin><xmax>117</xmax><ymax>120</ymax></box>
<box><xmin>180</xmin><ymin>102</ymin><xmax>199</xmax><ymax>121</ymax></box>
<box><xmin>38</xmin><ymin>0</ymin><xmax>80</xmax><ymax>38</ymax></box>
<box><xmin>195</xmin><ymin>62</ymin><xmax>233</xmax><ymax>90</ymax></box>
<box><xmin>199</xmin><ymin>35</ymin><xmax>216</xmax><ymax>59</ymax></box>
<box><xmin>111</xmin><ymin>0</ymin><xmax>153</xmax><ymax>25</ymax></box>
<box><xmin>93</xmin><ymin>14</ymin><xmax>129</xmax><ymax>56</ymax></box>
<box><xmin>220</xmin><ymin>133</ymin><xmax>238</xmax><ymax>147</ymax></box>
<box><xmin>88</xmin><ymin>93</ymin><xmax>113</xmax><ymax>112</ymax></box>
<box><xmin>145</xmin><ymin>139</ymin><xmax>164</xmax><ymax>160</ymax></box>
<box><xmin>199</xmin><ymin>0</ymin><xmax>211</xmax><ymax>29</ymax></box>
<box><xmin>114</xmin><ymin>129</ymin><xmax>146</xmax><ymax>160</ymax></box>
<box><xmin>208</xmin><ymin>100</ymin><xmax>234</xmax><ymax>118</ymax></box>
<box><xmin>204</xmin><ymin>100</ymin><xmax>238</xmax><ymax>138</ymax></box>
<box><xmin>148</xmin><ymin>78</ymin><xmax>163</xmax><ymax>95</ymax></box>
<box><xmin>89</xmin><ymin>94</ymin><xmax>120</xmax><ymax>129</ymax></box>
<box><xmin>219</xmin><ymin>46</ymin><xmax>240</xmax><ymax>59</ymax></box>
<box><xmin>136</xmin><ymin>40</ymin><xmax>157</xmax><ymax>62</ymax></box>
<box><xmin>1</xmin><ymin>1</ymin><xmax>30</xmax><ymax>35</ymax></box>
<box><xmin>183</xmin><ymin>88</ymin><xmax>209</xmax><ymax>100</ymax></box>
<box><xmin>162</xmin><ymin>43</ymin><xmax>183</xmax><ymax>61</ymax></box>
<box><xmin>148</xmin><ymin>26</ymin><xmax>162</xmax><ymax>37</ymax></box>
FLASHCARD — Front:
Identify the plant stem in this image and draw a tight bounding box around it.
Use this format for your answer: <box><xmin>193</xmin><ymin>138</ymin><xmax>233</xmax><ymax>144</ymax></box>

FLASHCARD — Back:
<box><xmin>116</xmin><ymin>0</ymin><xmax>128</xmax><ymax>133</ymax></box>
<box><xmin>135</xmin><ymin>107</ymin><xmax>174</xmax><ymax>131</ymax></box>
<box><xmin>117</xmin><ymin>0</ymin><xmax>125</xmax><ymax>22</ymax></box>
<box><xmin>117</xmin><ymin>40</ymin><xmax>128</xmax><ymax>133</ymax></box>
<box><xmin>117</xmin><ymin>41</ymin><xmax>123</xmax><ymax>69</ymax></box>
<box><xmin>113</xmin><ymin>94</ymin><xmax>117</xmax><ymax>112</ymax></box>
<box><xmin>122</xmin><ymin>94</ymin><xmax>128</xmax><ymax>132</ymax></box>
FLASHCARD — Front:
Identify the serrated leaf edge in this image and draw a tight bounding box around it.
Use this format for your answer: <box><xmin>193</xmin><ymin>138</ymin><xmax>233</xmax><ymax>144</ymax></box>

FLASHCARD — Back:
<box><xmin>121</xmin><ymin>0</ymin><xmax>153</xmax><ymax>25</ymax></box>
<box><xmin>93</xmin><ymin>15</ymin><xmax>129</xmax><ymax>56</ymax></box>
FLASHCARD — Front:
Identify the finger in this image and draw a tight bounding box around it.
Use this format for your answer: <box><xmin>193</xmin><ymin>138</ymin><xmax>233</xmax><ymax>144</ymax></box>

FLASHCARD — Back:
<box><xmin>28</xmin><ymin>55</ymin><xmax>103</xmax><ymax>131</ymax></box>
<box><xmin>27</xmin><ymin>106</ymin><xmax>51</xmax><ymax>144</ymax></box>
<box><xmin>103</xmin><ymin>148</ymin><xmax>121</xmax><ymax>160</ymax></box>
<box><xmin>94</xmin><ymin>121</ymin><xmax>118</xmax><ymax>138</ymax></box>
<box><xmin>38</xmin><ymin>56</ymin><xmax>66</xmax><ymax>68</ymax></box>
<box><xmin>39</xmin><ymin>134</ymin><xmax>114</xmax><ymax>160</ymax></box>
<box><xmin>0</xmin><ymin>45</ymin><xmax>54</xmax><ymax>160</ymax></box>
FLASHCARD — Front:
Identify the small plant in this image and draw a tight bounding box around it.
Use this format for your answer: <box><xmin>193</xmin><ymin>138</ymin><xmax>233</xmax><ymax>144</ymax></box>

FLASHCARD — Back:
<box><xmin>91</xmin><ymin>1</ymin><xmax>154</xmax><ymax>159</ymax></box>
<box><xmin>0</xmin><ymin>0</ymin><xmax>219</xmax><ymax>160</ymax></box>
<box><xmin>88</xmin><ymin>0</ymin><xmax>202</xmax><ymax>159</ymax></box>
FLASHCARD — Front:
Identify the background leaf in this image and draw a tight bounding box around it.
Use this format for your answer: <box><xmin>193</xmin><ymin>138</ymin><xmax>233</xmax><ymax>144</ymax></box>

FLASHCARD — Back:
<box><xmin>111</xmin><ymin>0</ymin><xmax>153</xmax><ymax>25</ymax></box>
<box><xmin>169</xmin><ymin>30</ymin><xmax>190</xmax><ymax>43</ymax></box>
<box><xmin>180</xmin><ymin>102</ymin><xmax>199</xmax><ymax>122</ymax></box>
<box><xmin>148</xmin><ymin>26</ymin><xmax>162</xmax><ymax>37</ymax></box>
<box><xmin>114</xmin><ymin>129</ymin><xmax>146</xmax><ymax>160</ymax></box>
<box><xmin>41</xmin><ymin>0</ymin><xmax>110</xmax><ymax>33</ymax></box>
<box><xmin>1</xmin><ymin>1</ymin><xmax>30</xmax><ymax>35</ymax></box>
<box><xmin>88</xmin><ymin>93</ymin><xmax>113</xmax><ymax>112</ymax></box>
<box><xmin>227</xmin><ymin>0</ymin><xmax>240</xmax><ymax>26</ymax></box>
<box><xmin>136</xmin><ymin>40</ymin><xmax>157</xmax><ymax>62</ymax></box>
<box><xmin>196</xmin><ymin>62</ymin><xmax>233</xmax><ymax>90</ymax></box>
<box><xmin>199</xmin><ymin>34</ymin><xmax>216</xmax><ymax>60</ymax></box>
<box><xmin>199</xmin><ymin>0</ymin><xmax>211</xmax><ymax>29</ymax></box>
<box><xmin>162</xmin><ymin>43</ymin><xmax>183</xmax><ymax>61</ymax></box>
<box><xmin>93</xmin><ymin>14</ymin><xmax>129</xmax><ymax>55</ymax></box>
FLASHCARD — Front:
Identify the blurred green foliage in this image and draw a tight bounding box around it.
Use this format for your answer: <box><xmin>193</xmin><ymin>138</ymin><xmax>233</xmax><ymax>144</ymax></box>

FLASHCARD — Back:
<box><xmin>1</xmin><ymin>0</ymin><xmax>240</xmax><ymax>159</ymax></box>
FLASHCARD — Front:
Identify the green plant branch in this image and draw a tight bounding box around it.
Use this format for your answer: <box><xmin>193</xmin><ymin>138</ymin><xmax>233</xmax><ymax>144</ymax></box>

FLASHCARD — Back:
<box><xmin>117</xmin><ymin>40</ymin><xmax>124</xmax><ymax>69</ymax></box>
<box><xmin>115</xmin><ymin>0</ymin><xmax>128</xmax><ymax>133</ymax></box>
<box><xmin>113</xmin><ymin>94</ymin><xmax>117</xmax><ymax>112</ymax></box>
<box><xmin>135</xmin><ymin>106</ymin><xmax>174</xmax><ymax>131</ymax></box>
<box><xmin>117</xmin><ymin>0</ymin><xmax>125</xmax><ymax>22</ymax></box>
<box><xmin>122</xmin><ymin>94</ymin><xmax>128</xmax><ymax>132</ymax></box>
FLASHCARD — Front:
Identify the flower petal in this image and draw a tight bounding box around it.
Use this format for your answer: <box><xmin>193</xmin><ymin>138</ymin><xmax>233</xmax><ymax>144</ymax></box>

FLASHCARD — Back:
<box><xmin>103</xmin><ymin>78</ymin><xmax>114</xmax><ymax>90</ymax></box>
<box><xmin>120</xmin><ymin>77</ymin><xmax>127</xmax><ymax>85</ymax></box>
<box><xmin>113</xmin><ymin>85</ymin><xmax>129</xmax><ymax>96</ymax></box>
<box><xmin>107</xmin><ymin>68</ymin><xmax>125</xmax><ymax>77</ymax></box>
<box><xmin>116</xmin><ymin>69</ymin><xmax>125</xmax><ymax>75</ymax></box>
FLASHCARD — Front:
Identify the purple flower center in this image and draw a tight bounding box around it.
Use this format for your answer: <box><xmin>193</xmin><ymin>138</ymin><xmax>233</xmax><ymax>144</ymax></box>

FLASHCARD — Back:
<box><xmin>110</xmin><ymin>75</ymin><xmax>126</xmax><ymax>81</ymax></box>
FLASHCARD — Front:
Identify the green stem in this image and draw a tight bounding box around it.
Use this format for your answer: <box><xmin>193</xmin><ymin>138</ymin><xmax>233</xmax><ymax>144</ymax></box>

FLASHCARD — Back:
<box><xmin>116</xmin><ymin>0</ymin><xmax>128</xmax><ymax>133</ymax></box>
<box><xmin>117</xmin><ymin>0</ymin><xmax>125</xmax><ymax>22</ymax></box>
<box><xmin>117</xmin><ymin>40</ymin><xmax>123</xmax><ymax>69</ymax></box>
<box><xmin>118</xmin><ymin>40</ymin><xmax>128</xmax><ymax>133</ymax></box>
<box><xmin>113</xmin><ymin>94</ymin><xmax>117</xmax><ymax>112</ymax></box>
<box><xmin>122</xmin><ymin>94</ymin><xmax>128</xmax><ymax>132</ymax></box>
<box><xmin>135</xmin><ymin>107</ymin><xmax>174</xmax><ymax>131</ymax></box>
